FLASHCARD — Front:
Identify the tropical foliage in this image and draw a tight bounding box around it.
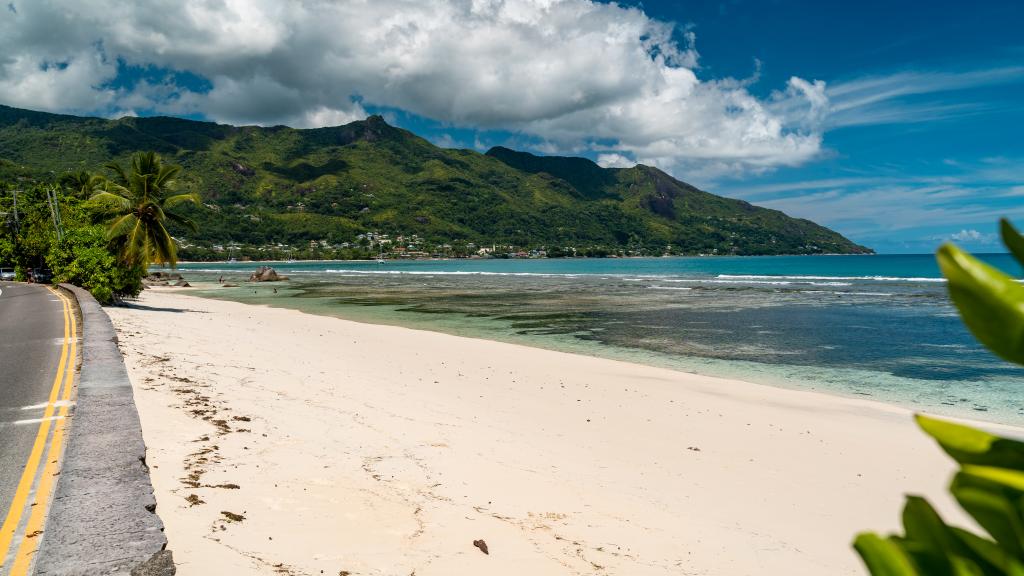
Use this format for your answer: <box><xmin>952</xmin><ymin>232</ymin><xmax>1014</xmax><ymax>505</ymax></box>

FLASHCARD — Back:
<box><xmin>0</xmin><ymin>182</ymin><xmax>144</xmax><ymax>302</ymax></box>
<box><xmin>47</xmin><ymin>225</ymin><xmax>144</xmax><ymax>304</ymax></box>
<box><xmin>855</xmin><ymin>218</ymin><xmax>1024</xmax><ymax>575</ymax></box>
<box><xmin>0</xmin><ymin>151</ymin><xmax>195</xmax><ymax>303</ymax></box>
<box><xmin>89</xmin><ymin>151</ymin><xmax>198</xmax><ymax>267</ymax></box>
<box><xmin>0</xmin><ymin>104</ymin><xmax>871</xmax><ymax>257</ymax></box>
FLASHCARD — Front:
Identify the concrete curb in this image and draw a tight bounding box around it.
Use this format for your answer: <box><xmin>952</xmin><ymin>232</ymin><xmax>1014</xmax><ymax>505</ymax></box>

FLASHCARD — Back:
<box><xmin>34</xmin><ymin>285</ymin><xmax>173</xmax><ymax>576</ymax></box>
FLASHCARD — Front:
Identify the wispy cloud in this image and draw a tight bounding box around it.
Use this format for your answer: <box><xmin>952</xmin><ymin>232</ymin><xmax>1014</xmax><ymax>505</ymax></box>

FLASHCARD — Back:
<box><xmin>718</xmin><ymin>157</ymin><xmax>1024</xmax><ymax>252</ymax></box>
<box><xmin>823</xmin><ymin>67</ymin><xmax>1024</xmax><ymax>128</ymax></box>
<box><xmin>765</xmin><ymin>66</ymin><xmax>1024</xmax><ymax>134</ymax></box>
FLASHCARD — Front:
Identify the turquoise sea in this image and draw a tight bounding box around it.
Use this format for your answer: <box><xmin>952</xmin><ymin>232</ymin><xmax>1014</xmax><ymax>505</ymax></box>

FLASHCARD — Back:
<box><xmin>163</xmin><ymin>254</ymin><xmax>1024</xmax><ymax>425</ymax></box>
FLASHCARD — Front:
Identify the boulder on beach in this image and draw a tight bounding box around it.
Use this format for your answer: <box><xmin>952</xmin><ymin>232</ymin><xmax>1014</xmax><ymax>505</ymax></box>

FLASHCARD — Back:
<box><xmin>143</xmin><ymin>271</ymin><xmax>191</xmax><ymax>287</ymax></box>
<box><xmin>146</xmin><ymin>271</ymin><xmax>182</xmax><ymax>281</ymax></box>
<box><xmin>248</xmin><ymin>266</ymin><xmax>289</xmax><ymax>282</ymax></box>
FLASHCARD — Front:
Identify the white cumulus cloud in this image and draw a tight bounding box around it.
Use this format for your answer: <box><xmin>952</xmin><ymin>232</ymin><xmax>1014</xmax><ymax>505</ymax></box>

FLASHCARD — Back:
<box><xmin>596</xmin><ymin>153</ymin><xmax>638</xmax><ymax>169</ymax></box>
<box><xmin>0</xmin><ymin>0</ymin><xmax>834</xmax><ymax>176</ymax></box>
<box><xmin>950</xmin><ymin>229</ymin><xmax>996</xmax><ymax>243</ymax></box>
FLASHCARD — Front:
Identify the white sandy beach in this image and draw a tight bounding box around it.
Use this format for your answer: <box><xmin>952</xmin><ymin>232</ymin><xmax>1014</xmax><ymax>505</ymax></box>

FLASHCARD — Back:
<box><xmin>105</xmin><ymin>289</ymin><xmax>1019</xmax><ymax>576</ymax></box>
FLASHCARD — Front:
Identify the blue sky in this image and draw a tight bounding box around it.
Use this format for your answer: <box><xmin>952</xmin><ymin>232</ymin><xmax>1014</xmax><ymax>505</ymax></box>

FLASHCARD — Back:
<box><xmin>1</xmin><ymin>0</ymin><xmax>1022</xmax><ymax>252</ymax></box>
<box><xmin>650</xmin><ymin>0</ymin><xmax>1024</xmax><ymax>253</ymax></box>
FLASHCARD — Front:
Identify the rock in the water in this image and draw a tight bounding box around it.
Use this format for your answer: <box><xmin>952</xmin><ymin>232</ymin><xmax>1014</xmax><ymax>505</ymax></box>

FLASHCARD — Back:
<box><xmin>174</xmin><ymin>280</ymin><xmax>191</xmax><ymax>287</ymax></box>
<box><xmin>221</xmin><ymin>283</ymin><xmax>239</xmax><ymax>288</ymax></box>
<box><xmin>248</xmin><ymin>266</ymin><xmax>289</xmax><ymax>282</ymax></box>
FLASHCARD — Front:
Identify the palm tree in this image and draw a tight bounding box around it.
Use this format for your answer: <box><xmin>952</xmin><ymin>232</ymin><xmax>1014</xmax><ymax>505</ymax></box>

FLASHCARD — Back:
<box><xmin>89</xmin><ymin>151</ymin><xmax>199</xmax><ymax>267</ymax></box>
<box><xmin>62</xmin><ymin>170</ymin><xmax>105</xmax><ymax>199</ymax></box>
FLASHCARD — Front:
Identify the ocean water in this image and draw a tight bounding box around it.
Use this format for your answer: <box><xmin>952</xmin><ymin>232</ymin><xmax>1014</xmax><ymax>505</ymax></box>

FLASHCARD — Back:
<box><xmin>162</xmin><ymin>254</ymin><xmax>1024</xmax><ymax>425</ymax></box>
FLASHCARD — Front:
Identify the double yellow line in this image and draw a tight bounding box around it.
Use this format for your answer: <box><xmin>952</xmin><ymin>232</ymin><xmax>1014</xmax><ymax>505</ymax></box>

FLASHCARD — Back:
<box><xmin>0</xmin><ymin>287</ymin><xmax>77</xmax><ymax>574</ymax></box>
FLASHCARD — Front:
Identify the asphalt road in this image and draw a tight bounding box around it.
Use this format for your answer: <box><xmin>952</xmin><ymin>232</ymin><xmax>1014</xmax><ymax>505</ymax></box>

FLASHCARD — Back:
<box><xmin>0</xmin><ymin>283</ymin><xmax>67</xmax><ymax>524</ymax></box>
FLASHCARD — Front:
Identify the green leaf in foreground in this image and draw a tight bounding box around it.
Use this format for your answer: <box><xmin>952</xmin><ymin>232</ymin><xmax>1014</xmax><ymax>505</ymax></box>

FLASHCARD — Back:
<box><xmin>916</xmin><ymin>415</ymin><xmax>1024</xmax><ymax>471</ymax></box>
<box><xmin>858</xmin><ymin>231</ymin><xmax>1024</xmax><ymax>575</ymax></box>
<box><xmin>854</xmin><ymin>534</ymin><xmax>920</xmax><ymax>575</ymax></box>
<box><xmin>951</xmin><ymin>465</ymin><xmax>1024</xmax><ymax>557</ymax></box>
<box><xmin>1000</xmin><ymin>219</ymin><xmax>1024</xmax><ymax>269</ymax></box>
<box><xmin>936</xmin><ymin>243</ymin><xmax>1024</xmax><ymax>365</ymax></box>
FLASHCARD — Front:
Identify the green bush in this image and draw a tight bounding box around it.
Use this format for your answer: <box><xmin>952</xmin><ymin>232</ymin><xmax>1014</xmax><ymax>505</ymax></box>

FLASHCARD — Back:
<box><xmin>47</xmin><ymin>225</ymin><xmax>143</xmax><ymax>304</ymax></box>
<box><xmin>855</xmin><ymin>218</ymin><xmax>1024</xmax><ymax>575</ymax></box>
<box><xmin>0</xmin><ymin>235</ymin><xmax>12</xmax><ymax>265</ymax></box>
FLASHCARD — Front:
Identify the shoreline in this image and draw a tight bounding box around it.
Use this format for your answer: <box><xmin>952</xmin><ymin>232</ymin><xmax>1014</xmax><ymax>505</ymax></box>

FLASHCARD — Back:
<box><xmin>189</xmin><ymin>285</ymin><xmax>1020</xmax><ymax>433</ymax></box>
<box><xmin>182</xmin><ymin>281</ymin><xmax>1021</xmax><ymax>428</ymax></box>
<box><xmin>107</xmin><ymin>289</ymin><xmax>1022</xmax><ymax>575</ymax></box>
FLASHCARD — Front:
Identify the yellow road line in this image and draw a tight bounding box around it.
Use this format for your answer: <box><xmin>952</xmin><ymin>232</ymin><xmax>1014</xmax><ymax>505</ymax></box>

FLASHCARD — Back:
<box><xmin>8</xmin><ymin>289</ymin><xmax>78</xmax><ymax>574</ymax></box>
<box><xmin>6</xmin><ymin>422</ymin><xmax>65</xmax><ymax>575</ymax></box>
<box><xmin>0</xmin><ymin>287</ymin><xmax>71</xmax><ymax>569</ymax></box>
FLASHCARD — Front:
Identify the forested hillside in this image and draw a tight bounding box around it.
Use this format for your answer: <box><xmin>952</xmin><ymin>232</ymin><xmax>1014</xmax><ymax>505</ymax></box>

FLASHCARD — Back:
<box><xmin>0</xmin><ymin>104</ymin><xmax>872</xmax><ymax>257</ymax></box>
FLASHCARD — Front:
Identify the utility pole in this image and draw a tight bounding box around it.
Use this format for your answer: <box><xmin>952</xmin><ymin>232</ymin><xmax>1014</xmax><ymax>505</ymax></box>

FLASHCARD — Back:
<box><xmin>11</xmin><ymin>188</ymin><xmax>19</xmax><ymax>232</ymax></box>
<box><xmin>46</xmin><ymin>185</ymin><xmax>64</xmax><ymax>242</ymax></box>
<box><xmin>53</xmin><ymin>186</ymin><xmax>64</xmax><ymax>240</ymax></box>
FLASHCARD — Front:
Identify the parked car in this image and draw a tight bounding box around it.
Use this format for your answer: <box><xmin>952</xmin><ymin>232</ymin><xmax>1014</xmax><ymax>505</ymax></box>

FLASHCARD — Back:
<box><xmin>0</xmin><ymin>267</ymin><xmax>15</xmax><ymax>281</ymax></box>
<box><xmin>32</xmin><ymin>269</ymin><xmax>53</xmax><ymax>283</ymax></box>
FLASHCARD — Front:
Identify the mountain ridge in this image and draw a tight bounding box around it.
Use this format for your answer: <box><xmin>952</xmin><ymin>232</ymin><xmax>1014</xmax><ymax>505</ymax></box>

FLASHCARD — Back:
<box><xmin>0</xmin><ymin>104</ymin><xmax>872</xmax><ymax>256</ymax></box>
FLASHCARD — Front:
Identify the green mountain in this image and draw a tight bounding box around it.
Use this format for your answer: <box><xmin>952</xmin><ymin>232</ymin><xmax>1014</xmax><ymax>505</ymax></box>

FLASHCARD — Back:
<box><xmin>0</xmin><ymin>104</ymin><xmax>872</xmax><ymax>256</ymax></box>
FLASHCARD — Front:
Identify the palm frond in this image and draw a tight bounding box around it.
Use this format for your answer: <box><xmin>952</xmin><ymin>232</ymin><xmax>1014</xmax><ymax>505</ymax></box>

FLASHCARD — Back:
<box><xmin>89</xmin><ymin>189</ymin><xmax>131</xmax><ymax>206</ymax></box>
<box><xmin>106</xmin><ymin>213</ymin><xmax>140</xmax><ymax>241</ymax></box>
<box><xmin>87</xmin><ymin>190</ymin><xmax>133</xmax><ymax>217</ymax></box>
<box><xmin>120</xmin><ymin>216</ymin><xmax>148</xmax><ymax>266</ymax></box>
<box><xmin>163</xmin><ymin>192</ymin><xmax>199</xmax><ymax>210</ymax></box>
<box><xmin>146</xmin><ymin>219</ymin><xmax>177</xmax><ymax>266</ymax></box>
<box><xmin>154</xmin><ymin>164</ymin><xmax>182</xmax><ymax>191</ymax></box>
<box><xmin>164</xmin><ymin>211</ymin><xmax>197</xmax><ymax>232</ymax></box>
<box><xmin>104</xmin><ymin>161</ymin><xmax>130</xmax><ymax>188</ymax></box>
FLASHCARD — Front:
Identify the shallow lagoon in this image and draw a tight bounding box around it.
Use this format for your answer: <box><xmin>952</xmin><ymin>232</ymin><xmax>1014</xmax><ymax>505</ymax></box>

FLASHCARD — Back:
<box><xmin>163</xmin><ymin>254</ymin><xmax>1024</xmax><ymax>425</ymax></box>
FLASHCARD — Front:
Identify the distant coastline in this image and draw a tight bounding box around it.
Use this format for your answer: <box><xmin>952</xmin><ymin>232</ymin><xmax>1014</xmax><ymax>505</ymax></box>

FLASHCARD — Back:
<box><xmin>169</xmin><ymin>252</ymin><xmax>880</xmax><ymax>266</ymax></box>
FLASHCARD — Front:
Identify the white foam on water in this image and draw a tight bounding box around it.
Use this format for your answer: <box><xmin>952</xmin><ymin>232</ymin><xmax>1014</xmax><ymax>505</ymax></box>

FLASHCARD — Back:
<box><xmin>660</xmin><ymin>278</ymin><xmax>854</xmax><ymax>287</ymax></box>
<box><xmin>717</xmin><ymin>274</ymin><xmax>947</xmax><ymax>283</ymax></box>
<box><xmin>323</xmin><ymin>269</ymin><xmax>583</xmax><ymax>278</ymax></box>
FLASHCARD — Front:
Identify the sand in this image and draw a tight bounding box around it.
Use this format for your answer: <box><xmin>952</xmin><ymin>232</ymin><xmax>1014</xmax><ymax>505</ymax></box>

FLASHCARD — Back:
<box><xmin>104</xmin><ymin>289</ymin><xmax>1021</xmax><ymax>576</ymax></box>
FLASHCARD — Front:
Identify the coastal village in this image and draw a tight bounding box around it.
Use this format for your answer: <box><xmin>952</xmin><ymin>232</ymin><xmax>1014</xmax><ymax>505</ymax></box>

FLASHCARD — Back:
<box><xmin>190</xmin><ymin>233</ymin><xmax>553</xmax><ymax>260</ymax></box>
